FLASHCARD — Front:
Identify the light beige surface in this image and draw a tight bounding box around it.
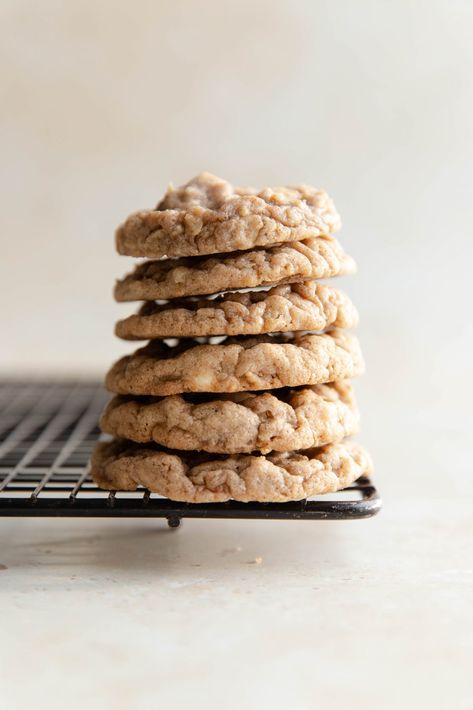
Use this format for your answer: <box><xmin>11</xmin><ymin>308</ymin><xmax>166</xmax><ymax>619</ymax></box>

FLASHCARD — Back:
<box><xmin>0</xmin><ymin>1</ymin><xmax>472</xmax><ymax>708</ymax></box>
<box><xmin>0</xmin><ymin>499</ymin><xmax>472</xmax><ymax>710</ymax></box>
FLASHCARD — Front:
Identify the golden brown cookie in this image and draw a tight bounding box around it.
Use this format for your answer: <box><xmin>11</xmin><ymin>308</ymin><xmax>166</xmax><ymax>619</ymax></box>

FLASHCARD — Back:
<box><xmin>116</xmin><ymin>172</ymin><xmax>341</xmax><ymax>259</ymax></box>
<box><xmin>115</xmin><ymin>282</ymin><xmax>358</xmax><ymax>340</ymax></box>
<box><xmin>100</xmin><ymin>381</ymin><xmax>359</xmax><ymax>454</ymax></box>
<box><xmin>105</xmin><ymin>329</ymin><xmax>364</xmax><ymax>396</ymax></box>
<box><xmin>114</xmin><ymin>236</ymin><xmax>355</xmax><ymax>302</ymax></box>
<box><xmin>91</xmin><ymin>438</ymin><xmax>372</xmax><ymax>503</ymax></box>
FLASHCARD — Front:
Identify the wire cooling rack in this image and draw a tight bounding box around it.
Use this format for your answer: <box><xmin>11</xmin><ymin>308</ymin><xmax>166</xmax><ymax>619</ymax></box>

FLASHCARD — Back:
<box><xmin>0</xmin><ymin>380</ymin><xmax>381</xmax><ymax>527</ymax></box>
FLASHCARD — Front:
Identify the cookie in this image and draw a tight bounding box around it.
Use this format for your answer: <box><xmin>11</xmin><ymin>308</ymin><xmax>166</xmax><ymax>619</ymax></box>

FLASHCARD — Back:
<box><xmin>100</xmin><ymin>381</ymin><xmax>359</xmax><ymax>454</ymax></box>
<box><xmin>115</xmin><ymin>172</ymin><xmax>341</xmax><ymax>259</ymax></box>
<box><xmin>105</xmin><ymin>329</ymin><xmax>364</xmax><ymax>396</ymax></box>
<box><xmin>114</xmin><ymin>236</ymin><xmax>355</xmax><ymax>302</ymax></box>
<box><xmin>91</xmin><ymin>439</ymin><xmax>372</xmax><ymax>503</ymax></box>
<box><xmin>115</xmin><ymin>282</ymin><xmax>359</xmax><ymax>340</ymax></box>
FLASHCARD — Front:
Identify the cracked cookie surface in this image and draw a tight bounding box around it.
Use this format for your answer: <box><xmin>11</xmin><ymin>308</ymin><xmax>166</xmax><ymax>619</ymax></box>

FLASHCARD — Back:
<box><xmin>116</xmin><ymin>172</ymin><xmax>341</xmax><ymax>259</ymax></box>
<box><xmin>114</xmin><ymin>236</ymin><xmax>355</xmax><ymax>301</ymax></box>
<box><xmin>100</xmin><ymin>381</ymin><xmax>359</xmax><ymax>454</ymax></box>
<box><xmin>91</xmin><ymin>439</ymin><xmax>371</xmax><ymax>502</ymax></box>
<box><xmin>105</xmin><ymin>329</ymin><xmax>364</xmax><ymax>396</ymax></box>
<box><xmin>115</xmin><ymin>282</ymin><xmax>358</xmax><ymax>340</ymax></box>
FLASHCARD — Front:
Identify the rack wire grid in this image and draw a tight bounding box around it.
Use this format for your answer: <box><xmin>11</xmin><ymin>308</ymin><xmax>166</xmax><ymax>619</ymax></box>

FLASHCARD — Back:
<box><xmin>0</xmin><ymin>380</ymin><xmax>381</xmax><ymax>527</ymax></box>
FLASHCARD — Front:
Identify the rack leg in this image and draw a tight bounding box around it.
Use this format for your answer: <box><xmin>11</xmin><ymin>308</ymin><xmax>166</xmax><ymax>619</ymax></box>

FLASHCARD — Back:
<box><xmin>167</xmin><ymin>516</ymin><xmax>181</xmax><ymax>530</ymax></box>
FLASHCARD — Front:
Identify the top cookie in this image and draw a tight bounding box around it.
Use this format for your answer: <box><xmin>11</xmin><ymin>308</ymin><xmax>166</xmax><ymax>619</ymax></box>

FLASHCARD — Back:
<box><xmin>115</xmin><ymin>172</ymin><xmax>341</xmax><ymax>259</ymax></box>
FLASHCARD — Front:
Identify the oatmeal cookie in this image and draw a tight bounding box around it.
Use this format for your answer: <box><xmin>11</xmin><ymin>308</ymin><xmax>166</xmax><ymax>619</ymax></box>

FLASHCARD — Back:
<box><xmin>105</xmin><ymin>329</ymin><xmax>364</xmax><ymax>396</ymax></box>
<box><xmin>91</xmin><ymin>438</ymin><xmax>372</xmax><ymax>503</ymax></box>
<box><xmin>100</xmin><ymin>381</ymin><xmax>359</xmax><ymax>454</ymax></box>
<box><xmin>115</xmin><ymin>282</ymin><xmax>358</xmax><ymax>340</ymax></box>
<box><xmin>114</xmin><ymin>236</ymin><xmax>355</xmax><ymax>302</ymax></box>
<box><xmin>116</xmin><ymin>172</ymin><xmax>341</xmax><ymax>258</ymax></box>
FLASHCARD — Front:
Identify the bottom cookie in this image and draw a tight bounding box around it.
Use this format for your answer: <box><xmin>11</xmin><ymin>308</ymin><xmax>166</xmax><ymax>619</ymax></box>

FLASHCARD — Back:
<box><xmin>91</xmin><ymin>439</ymin><xmax>372</xmax><ymax>503</ymax></box>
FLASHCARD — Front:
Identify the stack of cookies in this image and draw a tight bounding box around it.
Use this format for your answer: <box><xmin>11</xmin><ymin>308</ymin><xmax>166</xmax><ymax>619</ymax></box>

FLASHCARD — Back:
<box><xmin>91</xmin><ymin>173</ymin><xmax>373</xmax><ymax>503</ymax></box>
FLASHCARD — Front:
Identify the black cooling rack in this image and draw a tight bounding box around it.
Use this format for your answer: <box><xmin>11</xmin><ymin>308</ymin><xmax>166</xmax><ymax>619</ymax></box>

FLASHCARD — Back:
<box><xmin>0</xmin><ymin>380</ymin><xmax>381</xmax><ymax>527</ymax></box>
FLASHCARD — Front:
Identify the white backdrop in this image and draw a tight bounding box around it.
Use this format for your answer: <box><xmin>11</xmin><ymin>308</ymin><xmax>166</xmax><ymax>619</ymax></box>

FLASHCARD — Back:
<box><xmin>1</xmin><ymin>0</ymin><xmax>472</xmax><ymax>500</ymax></box>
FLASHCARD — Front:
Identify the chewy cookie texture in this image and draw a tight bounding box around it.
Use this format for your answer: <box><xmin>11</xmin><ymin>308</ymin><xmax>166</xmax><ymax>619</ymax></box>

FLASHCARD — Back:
<box><xmin>100</xmin><ymin>382</ymin><xmax>359</xmax><ymax>454</ymax></box>
<box><xmin>91</xmin><ymin>172</ymin><xmax>373</xmax><ymax>502</ymax></box>
<box><xmin>114</xmin><ymin>236</ymin><xmax>355</xmax><ymax>301</ymax></box>
<box><xmin>115</xmin><ymin>282</ymin><xmax>358</xmax><ymax>340</ymax></box>
<box><xmin>105</xmin><ymin>330</ymin><xmax>364</xmax><ymax>396</ymax></box>
<box><xmin>116</xmin><ymin>172</ymin><xmax>341</xmax><ymax>259</ymax></box>
<box><xmin>92</xmin><ymin>439</ymin><xmax>372</xmax><ymax>503</ymax></box>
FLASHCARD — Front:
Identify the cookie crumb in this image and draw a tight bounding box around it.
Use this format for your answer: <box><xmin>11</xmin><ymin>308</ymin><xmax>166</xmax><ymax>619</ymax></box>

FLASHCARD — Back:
<box><xmin>248</xmin><ymin>556</ymin><xmax>263</xmax><ymax>565</ymax></box>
